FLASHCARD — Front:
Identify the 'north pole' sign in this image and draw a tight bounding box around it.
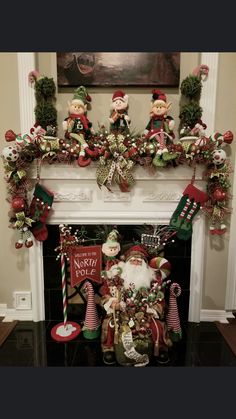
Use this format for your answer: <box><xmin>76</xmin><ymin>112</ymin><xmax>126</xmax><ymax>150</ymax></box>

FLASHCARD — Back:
<box><xmin>70</xmin><ymin>245</ymin><xmax>102</xmax><ymax>287</ymax></box>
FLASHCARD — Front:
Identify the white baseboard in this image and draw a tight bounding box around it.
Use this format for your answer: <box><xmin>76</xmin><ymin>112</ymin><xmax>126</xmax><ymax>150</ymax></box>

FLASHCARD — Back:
<box><xmin>0</xmin><ymin>304</ymin><xmax>33</xmax><ymax>322</ymax></box>
<box><xmin>200</xmin><ymin>309</ymin><xmax>234</xmax><ymax>323</ymax></box>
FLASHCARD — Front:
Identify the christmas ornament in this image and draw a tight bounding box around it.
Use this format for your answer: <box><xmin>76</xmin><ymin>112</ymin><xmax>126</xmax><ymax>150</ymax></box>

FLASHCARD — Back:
<box><xmin>212</xmin><ymin>149</ymin><xmax>226</xmax><ymax>165</ymax></box>
<box><xmin>166</xmin><ymin>283</ymin><xmax>182</xmax><ymax>342</ymax></box>
<box><xmin>2</xmin><ymin>145</ymin><xmax>19</xmax><ymax>162</ymax></box>
<box><xmin>170</xmin><ymin>183</ymin><xmax>208</xmax><ymax>240</ymax></box>
<box><xmin>149</xmin><ymin>256</ymin><xmax>171</xmax><ymax>280</ymax></box>
<box><xmin>11</xmin><ymin>197</ymin><xmax>26</xmax><ymax>212</ymax></box>
<box><xmin>82</xmin><ymin>281</ymin><xmax>101</xmax><ymax>339</ymax></box>
<box><xmin>29</xmin><ymin>183</ymin><xmax>54</xmax><ymax>241</ymax></box>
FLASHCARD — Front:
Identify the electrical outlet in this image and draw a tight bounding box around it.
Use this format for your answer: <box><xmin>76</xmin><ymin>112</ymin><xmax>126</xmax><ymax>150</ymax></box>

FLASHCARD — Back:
<box><xmin>13</xmin><ymin>292</ymin><xmax>32</xmax><ymax>310</ymax></box>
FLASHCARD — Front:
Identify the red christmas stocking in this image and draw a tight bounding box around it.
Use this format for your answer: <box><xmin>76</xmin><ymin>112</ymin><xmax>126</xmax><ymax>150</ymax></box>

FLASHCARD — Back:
<box><xmin>29</xmin><ymin>183</ymin><xmax>54</xmax><ymax>241</ymax></box>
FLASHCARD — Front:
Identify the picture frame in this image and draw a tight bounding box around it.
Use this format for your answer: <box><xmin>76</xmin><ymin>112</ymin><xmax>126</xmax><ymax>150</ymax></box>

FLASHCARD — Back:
<box><xmin>56</xmin><ymin>52</ymin><xmax>180</xmax><ymax>87</ymax></box>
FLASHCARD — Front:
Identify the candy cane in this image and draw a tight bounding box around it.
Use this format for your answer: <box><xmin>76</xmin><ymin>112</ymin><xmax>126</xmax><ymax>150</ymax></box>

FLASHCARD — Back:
<box><xmin>61</xmin><ymin>251</ymin><xmax>67</xmax><ymax>330</ymax></box>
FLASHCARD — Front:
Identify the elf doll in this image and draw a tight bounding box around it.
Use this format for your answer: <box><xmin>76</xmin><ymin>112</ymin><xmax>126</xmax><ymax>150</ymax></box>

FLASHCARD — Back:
<box><xmin>63</xmin><ymin>86</ymin><xmax>94</xmax><ymax>141</ymax></box>
<box><xmin>144</xmin><ymin>89</ymin><xmax>177</xmax><ymax>167</ymax></box>
<box><xmin>62</xmin><ymin>86</ymin><xmax>96</xmax><ymax>165</ymax></box>
<box><xmin>109</xmin><ymin>90</ymin><xmax>131</xmax><ymax>134</ymax></box>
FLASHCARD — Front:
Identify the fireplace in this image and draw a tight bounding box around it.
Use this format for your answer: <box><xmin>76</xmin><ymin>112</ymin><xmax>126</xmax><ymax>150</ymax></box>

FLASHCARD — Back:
<box><xmin>28</xmin><ymin>162</ymin><xmax>205</xmax><ymax>323</ymax></box>
<box><xmin>42</xmin><ymin>224</ymin><xmax>192</xmax><ymax>324</ymax></box>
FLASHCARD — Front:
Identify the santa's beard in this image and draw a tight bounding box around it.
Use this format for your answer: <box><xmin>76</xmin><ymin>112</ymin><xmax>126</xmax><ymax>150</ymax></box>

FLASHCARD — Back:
<box><xmin>121</xmin><ymin>259</ymin><xmax>155</xmax><ymax>290</ymax></box>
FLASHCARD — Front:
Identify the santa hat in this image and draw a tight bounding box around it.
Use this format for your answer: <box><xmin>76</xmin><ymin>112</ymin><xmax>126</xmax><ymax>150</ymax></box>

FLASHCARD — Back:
<box><xmin>151</xmin><ymin>89</ymin><xmax>167</xmax><ymax>103</ymax></box>
<box><xmin>72</xmin><ymin>85</ymin><xmax>92</xmax><ymax>107</ymax></box>
<box><xmin>124</xmin><ymin>245</ymin><xmax>148</xmax><ymax>262</ymax></box>
<box><xmin>112</xmin><ymin>90</ymin><xmax>128</xmax><ymax>103</ymax></box>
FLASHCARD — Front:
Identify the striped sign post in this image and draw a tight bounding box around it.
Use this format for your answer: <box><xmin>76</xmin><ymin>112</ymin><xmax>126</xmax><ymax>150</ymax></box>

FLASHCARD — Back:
<box><xmin>51</xmin><ymin>229</ymin><xmax>81</xmax><ymax>342</ymax></box>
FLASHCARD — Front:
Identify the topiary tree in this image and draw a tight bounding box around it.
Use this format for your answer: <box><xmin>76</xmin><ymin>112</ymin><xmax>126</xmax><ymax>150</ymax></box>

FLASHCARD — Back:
<box><xmin>29</xmin><ymin>71</ymin><xmax>57</xmax><ymax>135</ymax></box>
<box><xmin>178</xmin><ymin>64</ymin><xmax>209</xmax><ymax>136</ymax></box>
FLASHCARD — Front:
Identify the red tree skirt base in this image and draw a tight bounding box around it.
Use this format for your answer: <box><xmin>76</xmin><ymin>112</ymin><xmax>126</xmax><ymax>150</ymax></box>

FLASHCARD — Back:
<box><xmin>51</xmin><ymin>322</ymin><xmax>81</xmax><ymax>342</ymax></box>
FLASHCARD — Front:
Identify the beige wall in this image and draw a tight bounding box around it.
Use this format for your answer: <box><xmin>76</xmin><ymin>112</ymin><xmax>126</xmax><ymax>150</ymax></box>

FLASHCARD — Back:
<box><xmin>202</xmin><ymin>53</ymin><xmax>236</xmax><ymax>309</ymax></box>
<box><xmin>0</xmin><ymin>53</ymin><xmax>30</xmax><ymax>307</ymax></box>
<box><xmin>1</xmin><ymin>52</ymin><xmax>235</xmax><ymax>312</ymax></box>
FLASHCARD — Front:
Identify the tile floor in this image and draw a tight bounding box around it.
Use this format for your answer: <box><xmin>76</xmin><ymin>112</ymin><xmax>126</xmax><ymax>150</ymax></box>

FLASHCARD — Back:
<box><xmin>0</xmin><ymin>320</ymin><xmax>236</xmax><ymax>367</ymax></box>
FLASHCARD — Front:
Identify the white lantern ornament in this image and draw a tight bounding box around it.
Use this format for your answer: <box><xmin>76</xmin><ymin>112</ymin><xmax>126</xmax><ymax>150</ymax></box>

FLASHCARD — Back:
<box><xmin>212</xmin><ymin>149</ymin><xmax>226</xmax><ymax>166</ymax></box>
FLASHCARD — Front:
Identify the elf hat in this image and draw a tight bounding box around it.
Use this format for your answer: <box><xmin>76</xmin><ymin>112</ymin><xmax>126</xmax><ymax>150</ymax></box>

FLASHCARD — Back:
<box><xmin>152</xmin><ymin>89</ymin><xmax>167</xmax><ymax>103</ymax></box>
<box><xmin>72</xmin><ymin>86</ymin><xmax>92</xmax><ymax>107</ymax></box>
<box><xmin>112</xmin><ymin>90</ymin><xmax>128</xmax><ymax>103</ymax></box>
<box><xmin>125</xmin><ymin>245</ymin><xmax>148</xmax><ymax>262</ymax></box>
<box><xmin>106</xmin><ymin>229</ymin><xmax>120</xmax><ymax>245</ymax></box>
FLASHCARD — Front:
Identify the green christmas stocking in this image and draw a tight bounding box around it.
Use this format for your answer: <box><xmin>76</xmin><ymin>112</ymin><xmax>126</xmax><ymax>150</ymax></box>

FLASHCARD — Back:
<box><xmin>169</xmin><ymin>184</ymin><xmax>208</xmax><ymax>240</ymax></box>
<box><xmin>29</xmin><ymin>183</ymin><xmax>54</xmax><ymax>241</ymax></box>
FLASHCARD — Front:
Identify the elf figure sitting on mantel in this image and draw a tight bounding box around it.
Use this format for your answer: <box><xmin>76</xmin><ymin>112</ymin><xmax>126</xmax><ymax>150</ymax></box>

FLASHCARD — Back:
<box><xmin>109</xmin><ymin>90</ymin><xmax>131</xmax><ymax>134</ymax></box>
<box><xmin>144</xmin><ymin>89</ymin><xmax>177</xmax><ymax>167</ymax></box>
<box><xmin>62</xmin><ymin>86</ymin><xmax>96</xmax><ymax>165</ymax></box>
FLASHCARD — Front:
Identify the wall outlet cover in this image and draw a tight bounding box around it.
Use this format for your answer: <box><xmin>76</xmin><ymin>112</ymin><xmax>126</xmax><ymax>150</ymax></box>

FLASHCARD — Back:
<box><xmin>13</xmin><ymin>292</ymin><xmax>32</xmax><ymax>310</ymax></box>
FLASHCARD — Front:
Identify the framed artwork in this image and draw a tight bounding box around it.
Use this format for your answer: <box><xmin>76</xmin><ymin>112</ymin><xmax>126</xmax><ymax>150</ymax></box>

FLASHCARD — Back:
<box><xmin>56</xmin><ymin>52</ymin><xmax>180</xmax><ymax>87</ymax></box>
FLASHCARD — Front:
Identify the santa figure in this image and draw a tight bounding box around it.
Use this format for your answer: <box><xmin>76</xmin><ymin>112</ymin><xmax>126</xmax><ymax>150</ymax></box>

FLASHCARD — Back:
<box><xmin>100</xmin><ymin>244</ymin><xmax>172</xmax><ymax>365</ymax></box>
<box><xmin>109</xmin><ymin>90</ymin><xmax>131</xmax><ymax>134</ymax></box>
<box><xmin>119</xmin><ymin>245</ymin><xmax>155</xmax><ymax>290</ymax></box>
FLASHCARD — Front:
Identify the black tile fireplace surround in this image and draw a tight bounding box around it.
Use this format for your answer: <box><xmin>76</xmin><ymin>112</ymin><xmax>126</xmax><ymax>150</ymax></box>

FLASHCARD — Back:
<box><xmin>43</xmin><ymin>224</ymin><xmax>191</xmax><ymax>323</ymax></box>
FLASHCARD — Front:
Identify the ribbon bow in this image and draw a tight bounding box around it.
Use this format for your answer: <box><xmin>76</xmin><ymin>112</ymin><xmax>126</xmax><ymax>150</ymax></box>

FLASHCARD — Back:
<box><xmin>6</xmin><ymin>169</ymin><xmax>26</xmax><ymax>181</ymax></box>
<box><xmin>107</xmin><ymin>152</ymin><xmax>128</xmax><ymax>187</ymax></box>
<box><xmin>14</xmin><ymin>212</ymin><xmax>34</xmax><ymax>229</ymax></box>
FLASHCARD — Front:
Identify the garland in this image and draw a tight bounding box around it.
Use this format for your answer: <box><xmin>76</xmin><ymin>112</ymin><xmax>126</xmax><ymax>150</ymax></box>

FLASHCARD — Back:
<box><xmin>1</xmin><ymin>65</ymin><xmax>234</xmax><ymax>249</ymax></box>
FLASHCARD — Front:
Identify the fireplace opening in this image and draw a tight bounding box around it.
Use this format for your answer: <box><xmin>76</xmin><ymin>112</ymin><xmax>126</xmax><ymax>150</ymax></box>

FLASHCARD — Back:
<box><xmin>43</xmin><ymin>224</ymin><xmax>191</xmax><ymax>325</ymax></box>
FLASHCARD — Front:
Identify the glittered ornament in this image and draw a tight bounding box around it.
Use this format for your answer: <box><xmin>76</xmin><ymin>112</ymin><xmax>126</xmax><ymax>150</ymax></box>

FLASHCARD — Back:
<box><xmin>223</xmin><ymin>130</ymin><xmax>233</xmax><ymax>145</ymax></box>
<box><xmin>2</xmin><ymin>145</ymin><xmax>19</xmax><ymax>162</ymax></box>
<box><xmin>11</xmin><ymin>197</ymin><xmax>26</xmax><ymax>212</ymax></box>
<box><xmin>212</xmin><ymin>188</ymin><xmax>227</xmax><ymax>202</ymax></box>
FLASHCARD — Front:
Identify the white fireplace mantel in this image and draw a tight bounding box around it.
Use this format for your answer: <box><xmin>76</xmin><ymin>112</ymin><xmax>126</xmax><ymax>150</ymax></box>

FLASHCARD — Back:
<box><xmin>14</xmin><ymin>52</ymin><xmax>235</xmax><ymax>324</ymax></box>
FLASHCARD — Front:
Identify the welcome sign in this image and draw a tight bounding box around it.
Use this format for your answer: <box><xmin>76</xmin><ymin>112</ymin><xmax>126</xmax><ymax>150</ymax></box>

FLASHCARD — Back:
<box><xmin>70</xmin><ymin>245</ymin><xmax>102</xmax><ymax>287</ymax></box>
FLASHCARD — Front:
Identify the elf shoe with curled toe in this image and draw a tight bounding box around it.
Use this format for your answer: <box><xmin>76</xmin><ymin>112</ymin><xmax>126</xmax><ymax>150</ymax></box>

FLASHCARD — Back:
<box><xmin>103</xmin><ymin>351</ymin><xmax>116</xmax><ymax>365</ymax></box>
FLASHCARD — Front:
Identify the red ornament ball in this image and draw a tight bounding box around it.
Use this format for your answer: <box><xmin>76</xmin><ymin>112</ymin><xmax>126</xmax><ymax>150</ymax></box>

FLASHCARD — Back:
<box><xmin>11</xmin><ymin>197</ymin><xmax>25</xmax><ymax>212</ymax></box>
<box><xmin>212</xmin><ymin>188</ymin><xmax>226</xmax><ymax>202</ymax></box>
<box><xmin>223</xmin><ymin>130</ymin><xmax>233</xmax><ymax>144</ymax></box>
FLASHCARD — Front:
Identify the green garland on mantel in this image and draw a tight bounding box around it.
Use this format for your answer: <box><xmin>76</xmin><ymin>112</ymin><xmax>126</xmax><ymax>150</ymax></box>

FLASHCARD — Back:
<box><xmin>1</xmin><ymin>65</ymin><xmax>234</xmax><ymax>249</ymax></box>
